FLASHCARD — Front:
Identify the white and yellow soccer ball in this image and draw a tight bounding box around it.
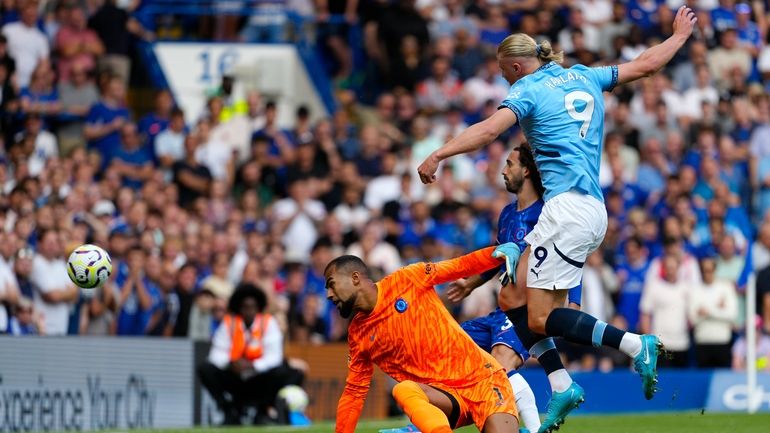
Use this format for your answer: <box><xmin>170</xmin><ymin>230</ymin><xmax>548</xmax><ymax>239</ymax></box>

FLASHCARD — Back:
<box><xmin>278</xmin><ymin>385</ymin><xmax>309</xmax><ymax>412</ymax></box>
<box><xmin>66</xmin><ymin>244</ymin><xmax>113</xmax><ymax>289</ymax></box>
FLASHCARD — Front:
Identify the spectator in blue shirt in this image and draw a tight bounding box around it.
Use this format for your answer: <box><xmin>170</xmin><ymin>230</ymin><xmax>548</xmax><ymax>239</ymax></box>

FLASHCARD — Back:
<box><xmin>109</xmin><ymin>123</ymin><xmax>155</xmax><ymax>189</ymax></box>
<box><xmin>683</xmin><ymin>126</ymin><xmax>719</xmax><ymax>170</ymax></box>
<box><xmin>454</xmin><ymin>205</ymin><xmax>492</xmax><ymax>252</ymax></box>
<box><xmin>626</xmin><ymin>0</ymin><xmax>663</xmax><ymax>35</ymax></box>
<box><xmin>19</xmin><ymin>62</ymin><xmax>60</xmax><ymax>123</ymax></box>
<box><xmin>615</xmin><ymin>237</ymin><xmax>651</xmax><ymax>332</ymax></box>
<box><xmin>711</xmin><ymin>0</ymin><xmax>738</xmax><ymax>33</ymax></box>
<box><xmin>650</xmin><ymin>174</ymin><xmax>684</xmax><ymax>220</ymax></box>
<box><xmin>8</xmin><ymin>297</ymin><xmax>40</xmax><ymax>335</ymax></box>
<box><xmin>115</xmin><ymin>246</ymin><xmax>161</xmax><ymax>336</ymax></box>
<box><xmin>137</xmin><ymin>89</ymin><xmax>174</xmax><ymax>149</ymax></box>
<box><xmin>603</xmin><ymin>160</ymin><xmax>649</xmax><ymax>212</ymax></box>
<box><xmin>693</xmin><ymin>156</ymin><xmax>722</xmax><ymax>201</ymax></box>
<box><xmin>83</xmin><ymin>75</ymin><xmax>130</xmax><ymax>167</ymax></box>
<box><xmin>735</xmin><ymin>3</ymin><xmax>761</xmax><ymax>53</ymax></box>
<box><xmin>636</xmin><ymin>138</ymin><xmax>668</xmax><ymax>196</ymax></box>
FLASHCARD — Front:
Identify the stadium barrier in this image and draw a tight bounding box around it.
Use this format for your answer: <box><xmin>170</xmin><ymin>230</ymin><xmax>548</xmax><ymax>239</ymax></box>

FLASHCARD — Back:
<box><xmin>0</xmin><ymin>337</ymin><xmax>194</xmax><ymax>432</ymax></box>
<box><xmin>1</xmin><ymin>338</ymin><xmax>768</xmax><ymax>432</ymax></box>
<box><xmin>0</xmin><ymin>338</ymin><xmax>392</xmax><ymax>431</ymax></box>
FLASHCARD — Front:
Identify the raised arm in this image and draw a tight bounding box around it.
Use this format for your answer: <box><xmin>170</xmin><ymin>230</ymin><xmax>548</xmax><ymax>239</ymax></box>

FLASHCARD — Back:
<box><xmin>417</xmin><ymin>108</ymin><xmax>517</xmax><ymax>184</ymax></box>
<box><xmin>413</xmin><ymin>246</ymin><xmax>504</xmax><ymax>288</ymax></box>
<box><xmin>616</xmin><ymin>6</ymin><xmax>697</xmax><ymax>85</ymax></box>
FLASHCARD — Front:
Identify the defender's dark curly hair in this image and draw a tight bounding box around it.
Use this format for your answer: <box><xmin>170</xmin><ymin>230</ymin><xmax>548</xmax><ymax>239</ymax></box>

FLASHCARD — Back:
<box><xmin>514</xmin><ymin>142</ymin><xmax>545</xmax><ymax>199</ymax></box>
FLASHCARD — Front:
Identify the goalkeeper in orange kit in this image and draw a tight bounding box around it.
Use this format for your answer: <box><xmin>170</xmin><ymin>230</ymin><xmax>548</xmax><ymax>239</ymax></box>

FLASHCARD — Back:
<box><xmin>326</xmin><ymin>244</ymin><xmax>524</xmax><ymax>433</ymax></box>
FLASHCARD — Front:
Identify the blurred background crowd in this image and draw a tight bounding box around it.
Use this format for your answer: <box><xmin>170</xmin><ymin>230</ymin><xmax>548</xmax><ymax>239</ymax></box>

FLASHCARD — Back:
<box><xmin>0</xmin><ymin>0</ymin><xmax>768</xmax><ymax>374</ymax></box>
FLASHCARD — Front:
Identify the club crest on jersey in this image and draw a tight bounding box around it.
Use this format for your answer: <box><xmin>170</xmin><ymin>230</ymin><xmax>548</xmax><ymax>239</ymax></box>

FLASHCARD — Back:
<box><xmin>515</xmin><ymin>228</ymin><xmax>527</xmax><ymax>241</ymax></box>
<box><xmin>424</xmin><ymin>263</ymin><xmax>434</xmax><ymax>275</ymax></box>
<box><xmin>394</xmin><ymin>298</ymin><xmax>408</xmax><ymax>313</ymax></box>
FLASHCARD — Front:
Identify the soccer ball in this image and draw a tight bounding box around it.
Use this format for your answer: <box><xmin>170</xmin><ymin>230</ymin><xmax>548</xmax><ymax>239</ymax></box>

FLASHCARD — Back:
<box><xmin>66</xmin><ymin>244</ymin><xmax>113</xmax><ymax>289</ymax></box>
<box><xmin>277</xmin><ymin>385</ymin><xmax>309</xmax><ymax>412</ymax></box>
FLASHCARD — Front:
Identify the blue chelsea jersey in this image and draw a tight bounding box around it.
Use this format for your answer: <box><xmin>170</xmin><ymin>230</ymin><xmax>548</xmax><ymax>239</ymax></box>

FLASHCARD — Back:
<box><xmin>499</xmin><ymin>62</ymin><xmax>618</xmax><ymax>203</ymax></box>
<box><xmin>497</xmin><ymin>199</ymin><xmax>544</xmax><ymax>250</ymax></box>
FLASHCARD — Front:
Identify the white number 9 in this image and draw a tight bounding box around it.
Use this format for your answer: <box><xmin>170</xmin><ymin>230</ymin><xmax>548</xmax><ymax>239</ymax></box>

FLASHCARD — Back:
<box><xmin>564</xmin><ymin>91</ymin><xmax>595</xmax><ymax>139</ymax></box>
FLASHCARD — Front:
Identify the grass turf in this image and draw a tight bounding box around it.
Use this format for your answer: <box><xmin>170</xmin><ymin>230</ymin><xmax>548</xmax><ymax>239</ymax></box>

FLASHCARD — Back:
<box><xmin>123</xmin><ymin>412</ymin><xmax>770</xmax><ymax>433</ymax></box>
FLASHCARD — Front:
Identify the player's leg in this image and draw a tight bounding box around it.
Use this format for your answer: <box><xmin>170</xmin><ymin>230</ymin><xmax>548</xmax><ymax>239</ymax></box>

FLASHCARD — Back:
<box><xmin>458</xmin><ymin>311</ymin><xmax>537</xmax><ymax>432</ymax></box>
<box><xmin>524</xmin><ymin>194</ymin><xmax>662</xmax><ymax>400</ymax></box>
<box><xmin>469</xmin><ymin>369</ymin><xmax>520</xmax><ymax>433</ymax></box>
<box><xmin>503</xmin><ymin>246</ymin><xmax>581</xmax><ymax>433</ymax></box>
<box><xmin>482</xmin><ymin>413</ymin><xmax>520</xmax><ymax>433</ymax></box>
<box><xmin>391</xmin><ymin>380</ymin><xmax>458</xmax><ymax>433</ymax></box>
<box><xmin>198</xmin><ymin>361</ymin><xmax>244</xmax><ymax>425</ymax></box>
<box><xmin>490</xmin><ymin>344</ymin><xmax>540</xmax><ymax>431</ymax></box>
<box><xmin>488</xmin><ymin>313</ymin><xmax>540</xmax><ymax>433</ymax></box>
<box><xmin>508</xmin><ymin>247</ymin><xmax>572</xmax><ymax>396</ymax></box>
<box><xmin>386</xmin><ymin>316</ymin><xmax>504</xmax><ymax>433</ymax></box>
<box><xmin>490</xmin><ymin>344</ymin><xmax>524</xmax><ymax>371</ymax></box>
<box><xmin>507</xmin><ymin>372</ymin><xmax>539</xmax><ymax>433</ymax></box>
<box><xmin>525</xmin><ymin>288</ymin><xmax>567</xmax><ymax>334</ymax></box>
<box><xmin>507</xmin><ymin>247</ymin><xmax>576</xmax><ymax>393</ymax></box>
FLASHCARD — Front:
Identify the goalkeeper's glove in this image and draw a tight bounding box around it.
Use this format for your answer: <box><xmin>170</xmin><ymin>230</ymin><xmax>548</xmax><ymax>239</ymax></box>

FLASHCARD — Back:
<box><xmin>492</xmin><ymin>242</ymin><xmax>521</xmax><ymax>284</ymax></box>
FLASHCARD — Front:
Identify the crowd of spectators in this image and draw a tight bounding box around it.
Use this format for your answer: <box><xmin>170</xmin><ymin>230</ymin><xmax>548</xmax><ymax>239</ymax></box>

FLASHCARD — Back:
<box><xmin>0</xmin><ymin>0</ymin><xmax>768</xmax><ymax>373</ymax></box>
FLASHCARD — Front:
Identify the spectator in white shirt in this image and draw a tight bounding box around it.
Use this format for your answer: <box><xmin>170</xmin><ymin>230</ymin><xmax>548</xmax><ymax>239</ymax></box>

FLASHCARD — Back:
<box><xmin>708</xmin><ymin>28</ymin><xmax>752</xmax><ymax>91</ymax></box>
<box><xmin>195</xmin><ymin>117</ymin><xmax>234</xmax><ymax>183</ymax></box>
<box><xmin>689</xmin><ymin>257</ymin><xmax>738</xmax><ymax>368</ymax></box>
<box><xmin>715</xmin><ymin>234</ymin><xmax>745</xmax><ymax>285</ymax></box>
<box><xmin>271</xmin><ymin>177</ymin><xmax>326</xmax><ymax>263</ymax></box>
<box><xmin>647</xmin><ymin>235</ymin><xmax>702</xmax><ymax>286</ymax></box>
<box><xmin>558</xmin><ymin>7</ymin><xmax>600</xmax><ymax>54</ymax></box>
<box><xmin>208</xmin><ymin>95</ymin><xmax>251</xmax><ymax>162</ymax></box>
<box><xmin>679</xmin><ymin>65</ymin><xmax>719</xmax><ymax>120</ymax></box>
<box><xmin>155</xmin><ymin>108</ymin><xmax>187</xmax><ymax>182</ymax></box>
<box><xmin>346</xmin><ymin>219</ymin><xmax>401</xmax><ymax>276</ymax></box>
<box><xmin>15</xmin><ymin>114</ymin><xmax>58</xmax><ymax>177</ymax></box>
<box><xmin>581</xmin><ymin>250</ymin><xmax>619</xmax><ymax>323</ymax></box>
<box><xmin>30</xmin><ymin>229</ymin><xmax>78</xmax><ymax>335</ymax></box>
<box><xmin>333</xmin><ymin>186</ymin><xmax>370</xmax><ymax>234</ymax></box>
<box><xmin>640</xmin><ymin>254</ymin><xmax>691</xmax><ymax>368</ymax></box>
<box><xmin>1</xmin><ymin>1</ymin><xmax>49</xmax><ymax>88</ymax></box>
<box><xmin>461</xmin><ymin>56</ymin><xmax>508</xmax><ymax>112</ymax></box>
<box><xmin>364</xmin><ymin>152</ymin><xmax>401</xmax><ymax>211</ymax></box>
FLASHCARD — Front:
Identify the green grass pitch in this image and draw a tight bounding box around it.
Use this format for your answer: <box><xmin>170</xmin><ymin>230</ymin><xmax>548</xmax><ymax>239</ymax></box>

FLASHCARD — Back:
<box><xmin>129</xmin><ymin>412</ymin><xmax>770</xmax><ymax>433</ymax></box>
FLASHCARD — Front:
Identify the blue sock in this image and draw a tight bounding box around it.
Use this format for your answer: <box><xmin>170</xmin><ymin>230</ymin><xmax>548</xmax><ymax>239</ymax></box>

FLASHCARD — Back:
<box><xmin>530</xmin><ymin>338</ymin><xmax>563</xmax><ymax>376</ymax></box>
<box><xmin>544</xmin><ymin>308</ymin><xmax>625</xmax><ymax>349</ymax></box>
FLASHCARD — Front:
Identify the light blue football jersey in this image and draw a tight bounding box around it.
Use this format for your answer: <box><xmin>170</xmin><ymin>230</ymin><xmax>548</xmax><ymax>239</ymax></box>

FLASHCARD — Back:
<box><xmin>498</xmin><ymin>62</ymin><xmax>618</xmax><ymax>202</ymax></box>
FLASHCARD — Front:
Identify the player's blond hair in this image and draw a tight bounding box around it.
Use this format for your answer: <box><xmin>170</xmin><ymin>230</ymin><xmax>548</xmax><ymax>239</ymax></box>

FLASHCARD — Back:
<box><xmin>497</xmin><ymin>34</ymin><xmax>564</xmax><ymax>64</ymax></box>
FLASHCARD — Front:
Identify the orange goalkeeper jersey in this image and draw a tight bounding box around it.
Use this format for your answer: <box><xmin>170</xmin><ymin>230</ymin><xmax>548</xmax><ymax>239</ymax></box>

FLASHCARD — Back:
<box><xmin>335</xmin><ymin>246</ymin><xmax>505</xmax><ymax>433</ymax></box>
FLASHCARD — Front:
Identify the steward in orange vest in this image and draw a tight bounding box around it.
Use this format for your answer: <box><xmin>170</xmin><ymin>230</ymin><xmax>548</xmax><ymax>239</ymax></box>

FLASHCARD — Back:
<box><xmin>198</xmin><ymin>283</ymin><xmax>303</xmax><ymax>426</ymax></box>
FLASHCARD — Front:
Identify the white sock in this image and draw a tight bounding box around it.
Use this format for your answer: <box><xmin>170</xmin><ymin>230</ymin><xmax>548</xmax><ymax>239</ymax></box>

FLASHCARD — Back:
<box><xmin>620</xmin><ymin>333</ymin><xmax>643</xmax><ymax>358</ymax></box>
<box><xmin>509</xmin><ymin>373</ymin><xmax>541</xmax><ymax>432</ymax></box>
<box><xmin>546</xmin><ymin>369</ymin><xmax>573</xmax><ymax>393</ymax></box>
